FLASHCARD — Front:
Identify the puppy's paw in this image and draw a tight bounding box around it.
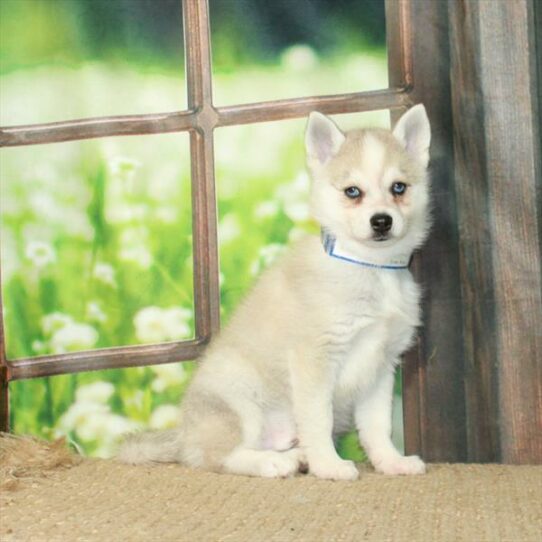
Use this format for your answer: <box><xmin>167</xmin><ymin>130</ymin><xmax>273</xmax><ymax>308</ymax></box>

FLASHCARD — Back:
<box><xmin>310</xmin><ymin>458</ymin><xmax>359</xmax><ymax>481</ymax></box>
<box><xmin>374</xmin><ymin>454</ymin><xmax>426</xmax><ymax>475</ymax></box>
<box><xmin>259</xmin><ymin>452</ymin><xmax>299</xmax><ymax>478</ymax></box>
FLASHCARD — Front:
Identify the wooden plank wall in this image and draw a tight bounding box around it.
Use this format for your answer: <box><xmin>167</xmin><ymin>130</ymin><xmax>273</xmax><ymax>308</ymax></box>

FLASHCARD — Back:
<box><xmin>395</xmin><ymin>0</ymin><xmax>468</xmax><ymax>463</ymax></box>
<box><xmin>402</xmin><ymin>0</ymin><xmax>541</xmax><ymax>464</ymax></box>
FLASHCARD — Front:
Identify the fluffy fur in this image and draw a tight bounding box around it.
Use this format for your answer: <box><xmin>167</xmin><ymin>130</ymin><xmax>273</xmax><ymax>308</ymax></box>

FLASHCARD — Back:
<box><xmin>119</xmin><ymin>105</ymin><xmax>432</xmax><ymax>480</ymax></box>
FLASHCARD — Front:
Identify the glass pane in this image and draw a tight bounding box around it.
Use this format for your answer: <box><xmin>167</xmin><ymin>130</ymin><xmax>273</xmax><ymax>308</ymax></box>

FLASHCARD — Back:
<box><xmin>0</xmin><ymin>0</ymin><xmax>185</xmax><ymax>124</ymax></box>
<box><xmin>210</xmin><ymin>0</ymin><xmax>388</xmax><ymax>106</ymax></box>
<box><xmin>1</xmin><ymin>133</ymin><xmax>194</xmax><ymax>359</ymax></box>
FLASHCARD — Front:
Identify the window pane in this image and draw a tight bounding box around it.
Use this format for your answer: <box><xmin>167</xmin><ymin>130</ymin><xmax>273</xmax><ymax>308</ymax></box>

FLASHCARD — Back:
<box><xmin>1</xmin><ymin>133</ymin><xmax>194</xmax><ymax>359</ymax></box>
<box><xmin>210</xmin><ymin>0</ymin><xmax>388</xmax><ymax>106</ymax></box>
<box><xmin>0</xmin><ymin>0</ymin><xmax>185</xmax><ymax>124</ymax></box>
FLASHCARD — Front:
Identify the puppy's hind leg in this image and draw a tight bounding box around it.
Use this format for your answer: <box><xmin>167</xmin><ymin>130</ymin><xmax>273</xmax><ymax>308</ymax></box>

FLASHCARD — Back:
<box><xmin>180</xmin><ymin>392</ymin><xmax>245</xmax><ymax>470</ymax></box>
<box><xmin>183</xmin><ymin>397</ymin><xmax>302</xmax><ymax>477</ymax></box>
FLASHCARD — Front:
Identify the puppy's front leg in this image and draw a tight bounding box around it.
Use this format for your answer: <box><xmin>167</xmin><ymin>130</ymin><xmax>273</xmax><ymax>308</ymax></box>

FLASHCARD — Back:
<box><xmin>289</xmin><ymin>348</ymin><xmax>359</xmax><ymax>481</ymax></box>
<box><xmin>356</xmin><ymin>368</ymin><xmax>425</xmax><ymax>475</ymax></box>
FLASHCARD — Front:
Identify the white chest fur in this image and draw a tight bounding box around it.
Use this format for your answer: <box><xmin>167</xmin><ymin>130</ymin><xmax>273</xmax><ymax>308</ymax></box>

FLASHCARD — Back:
<box><xmin>324</xmin><ymin>268</ymin><xmax>420</xmax><ymax>353</ymax></box>
<box><xmin>324</xmin><ymin>267</ymin><xmax>420</xmax><ymax>425</ymax></box>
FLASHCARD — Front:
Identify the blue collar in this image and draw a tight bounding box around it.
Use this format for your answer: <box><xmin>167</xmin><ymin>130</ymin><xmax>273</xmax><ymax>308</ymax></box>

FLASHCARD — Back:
<box><xmin>321</xmin><ymin>229</ymin><xmax>411</xmax><ymax>270</ymax></box>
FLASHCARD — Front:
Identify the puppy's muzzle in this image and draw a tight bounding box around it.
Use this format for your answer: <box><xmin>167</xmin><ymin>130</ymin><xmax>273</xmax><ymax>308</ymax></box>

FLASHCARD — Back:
<box><xmin>370</xmin><ymin>213</ymin><xmax>393</xmax><ymax>239</ymax></box>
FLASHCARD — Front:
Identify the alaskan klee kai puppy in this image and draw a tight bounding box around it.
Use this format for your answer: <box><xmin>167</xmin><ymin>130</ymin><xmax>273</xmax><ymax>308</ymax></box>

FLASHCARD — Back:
<box><xmin>119</xmin><ymin>105</ymin><xmax>431</xmax><ymax>480</ymax></box>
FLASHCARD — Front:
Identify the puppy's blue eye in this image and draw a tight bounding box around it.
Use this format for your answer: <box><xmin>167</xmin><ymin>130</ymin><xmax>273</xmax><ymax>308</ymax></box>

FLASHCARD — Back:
<box><xmin>391</xmin><ymin>182</ymin><xmax>407</xmax><ymax>196</ymax></box>
<box><xmin>344</xmin><ymin>186</ymin><xmax>362</xmax><ymax>199</ymax></box>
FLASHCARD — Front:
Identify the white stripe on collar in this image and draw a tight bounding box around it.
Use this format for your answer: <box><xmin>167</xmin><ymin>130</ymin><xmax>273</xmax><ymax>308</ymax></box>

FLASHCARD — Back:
<box><xmin>321</xmin><ymin>229</ymin><xmax>411</xmax><ymax>270</ymax></box>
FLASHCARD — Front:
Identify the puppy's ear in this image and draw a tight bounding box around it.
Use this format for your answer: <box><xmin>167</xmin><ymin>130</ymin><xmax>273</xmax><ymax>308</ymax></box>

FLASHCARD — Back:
<box><xmin>392</xmin><ymin>104</ymin><xmax>431</xmax><ymax>167</ymax></box>
<box><xmin>305</xmin><ymin>112</ymin><xmax>345</xmax><ymax>165</ymax></box>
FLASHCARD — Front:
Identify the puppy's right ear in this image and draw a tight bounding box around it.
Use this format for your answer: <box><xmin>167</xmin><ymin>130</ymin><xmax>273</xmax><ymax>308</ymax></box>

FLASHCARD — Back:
<box><xmin>392</xmin><ymin>104</ymin><xmax>431</xmax><ymax>168</ymax></box>
<box><xmin>305</xmin><ymin>112</ymin><xmax>345</xmax><ymax>165</ymax></box>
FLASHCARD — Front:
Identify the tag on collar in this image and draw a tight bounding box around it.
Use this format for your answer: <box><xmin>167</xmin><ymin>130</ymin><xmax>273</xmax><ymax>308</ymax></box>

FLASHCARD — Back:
<box><xmin>321</xmin><ymin>229</ymin><xmax>411</xmax><ymax>270</ymax></box>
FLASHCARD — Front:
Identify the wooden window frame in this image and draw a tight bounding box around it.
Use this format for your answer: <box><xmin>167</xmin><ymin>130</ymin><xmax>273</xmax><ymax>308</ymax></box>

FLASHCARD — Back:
<box><xmin>0</xmin><ymin>0</ymin><xmax>413</xmax><ymax>430</ymax></box>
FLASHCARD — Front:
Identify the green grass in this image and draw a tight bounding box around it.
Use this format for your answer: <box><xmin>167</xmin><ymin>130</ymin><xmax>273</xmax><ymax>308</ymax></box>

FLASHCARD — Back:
<box><xmin>1</xmin><ymin>52</ymin><xmax>389</xmax><ymax>460</ymax></box>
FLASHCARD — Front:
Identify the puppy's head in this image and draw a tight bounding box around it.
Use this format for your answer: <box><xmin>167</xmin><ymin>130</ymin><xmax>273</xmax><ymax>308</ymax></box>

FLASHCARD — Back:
<box><xmin>305</xmin><ymin>105</ymin><xmax>431</xmax><ymax>253</ymax></box>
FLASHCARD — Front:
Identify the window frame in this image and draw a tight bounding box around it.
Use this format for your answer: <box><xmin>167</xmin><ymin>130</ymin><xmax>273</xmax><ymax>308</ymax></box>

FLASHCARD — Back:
<box><xmin>0</xmin><ymin>0</ymin><xmax>413</xmax><ymax>428</ymax></box>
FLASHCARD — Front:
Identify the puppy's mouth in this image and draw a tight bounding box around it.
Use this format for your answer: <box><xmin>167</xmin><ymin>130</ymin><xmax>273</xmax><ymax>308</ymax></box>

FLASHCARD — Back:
<box><xmin>372</xmin><ymin>233</ymin><xmax>391</xmax><ymax>242</ymax></box>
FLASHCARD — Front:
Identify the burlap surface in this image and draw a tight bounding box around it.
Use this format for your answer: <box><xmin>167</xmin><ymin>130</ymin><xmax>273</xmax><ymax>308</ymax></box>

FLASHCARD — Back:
<box><xmin>1</xmin><ymin>460</ymin><xmax>541</xmax><ymax>542</ymax></box>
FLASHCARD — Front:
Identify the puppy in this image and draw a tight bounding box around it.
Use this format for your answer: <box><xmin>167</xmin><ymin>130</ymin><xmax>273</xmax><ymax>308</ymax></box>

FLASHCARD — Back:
<box><xmin>119</xmin><ymin>105</ymin><xmax>431</xmax><ymax>480</ymax></box>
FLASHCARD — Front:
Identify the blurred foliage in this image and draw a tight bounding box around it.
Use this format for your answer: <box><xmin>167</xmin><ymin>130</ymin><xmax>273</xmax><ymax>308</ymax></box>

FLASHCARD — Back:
<box><xmin>209</xmin><ymin>0</ymin><xmax>386</xmax><ymax>69</ymax></box>
<box><xmin>0</xmin><ymin>0</ymin><xmax>385</xmax><ymax>73</ymax></box>
<box><xmin>0</xmin><ymin>0</ymin><xmax>184</xmax><ymax>73</ymax></box>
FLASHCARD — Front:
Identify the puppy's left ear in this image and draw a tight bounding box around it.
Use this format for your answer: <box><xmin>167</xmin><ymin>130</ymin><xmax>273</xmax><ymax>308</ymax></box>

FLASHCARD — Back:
<box><xmin>392</xmin><ymin>104</ymin><xmax>431</xmax><ymax>167</ymax></box>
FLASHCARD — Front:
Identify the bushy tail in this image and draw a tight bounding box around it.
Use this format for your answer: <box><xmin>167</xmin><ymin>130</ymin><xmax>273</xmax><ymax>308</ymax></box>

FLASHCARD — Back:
<box><xmin>117</xmin><ymin>429</ymin><xmax>183</xmax><ymax>465</ymax></box>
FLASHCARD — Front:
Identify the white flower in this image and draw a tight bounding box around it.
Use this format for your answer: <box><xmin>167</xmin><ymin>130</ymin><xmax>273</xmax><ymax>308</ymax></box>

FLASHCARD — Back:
<box><xmin>24</xmin><ymin>240</ymin><xmax>56</xmax><ymax>268</ymax></box>
<box><xmin>76</xmin><ymin>411</ymin><xmax>138</xmax><ymax>447</ymax></box>
<box><xmin>56</xmin><ymin>401</ymin><xmax>108</xmax><ymax>435</ymax></box>
<box><xmin>281</xmin><ymin>45</ymin><xmax>319</xmax><ymax>72</ymax></box>
<box><xmin>55</xmin><ymin>378</ymin><xmax>140</xmax><ymax>458</ymax></box>
<box><xmin>162</xmin><ymin>308</ymin><xmax>193</xmax><ymax>340</ymax></box>
<box><xmin>133</xmin><ymin>306</ymin><xmax>164</xmax><ymax>343</ymax></box>
<box><xmin>150</xmin><ymin>363</ymin><xmax>186</xmax><ymax>392</ymax></box>
<box><xmin>55</xmin><ymin>381</ymin><xmax>140</xmax><ymax>458</ymax></box>
<box><xmin>86</xmin><ymin>301</ymin><xmax>107</xmax><ymax>323</ymax></box>
<box><xmin>31</xmin><ymin>340</ymin><xmax>47</xmax><ymax>354</ymax></box>
<box><xmin>134</xmin><ymin>306</ymin><xmax>192</xmax><ymax>344</ymax></box>
<box><xmin>219</xmin><ymin>213</ymin><xmax>241</xmax><ymax>244</ymax></box>
<box><xmin>75</xmin><ymin>382</ymin><xmax>114</xmax><ymax>404</ymax></box>
<box><xmin>118</xmin><ymin>227</ymin><xmax>153</xmax><ymax>269</ymax></box>
<box><xmin>149</xmin><ymin>404</ymin><xmax>181</xmax><ymax>429</ymax></box>
<box><xmin>124</xmin><ymin>390</ymin><xmax>144</xmax><ymax>409</ymax></box>
<box><xmin>118</xmin><ymin>244</ymin><xmax>153</xmax><ymax>269</ymax></box>
<box><xmin>254</xmin><ymin>200</ymin><xmax>279</xmax><ymax>219</ymax></box>
<box><xmin>93</xmin><ymin>262</ymin><xmax>117</xmax><ymax>287</ymax></box>
<box><xmin>50</xmin><ymin>322</ymin><xmax>99</xmax><ymax>353</ymax></box>
<box><xmin>41</xmin><ymin>312</ymin><xmax>74</xmax><ymax>336</ymax></box>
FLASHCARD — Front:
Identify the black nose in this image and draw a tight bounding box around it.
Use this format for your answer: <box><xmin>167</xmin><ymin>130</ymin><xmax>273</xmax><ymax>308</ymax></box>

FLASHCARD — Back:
<box><xmin>370</xmin><ymin>213</ymin><xmax>393</xmax><ymax>233</ymax></box>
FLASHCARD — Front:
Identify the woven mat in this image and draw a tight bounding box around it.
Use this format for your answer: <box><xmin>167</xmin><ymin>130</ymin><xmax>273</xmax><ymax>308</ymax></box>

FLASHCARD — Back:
<box><xmin>1</xmin><ymin>460</ymin><xmax>541</xmax><ymax>542</ymax></box>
